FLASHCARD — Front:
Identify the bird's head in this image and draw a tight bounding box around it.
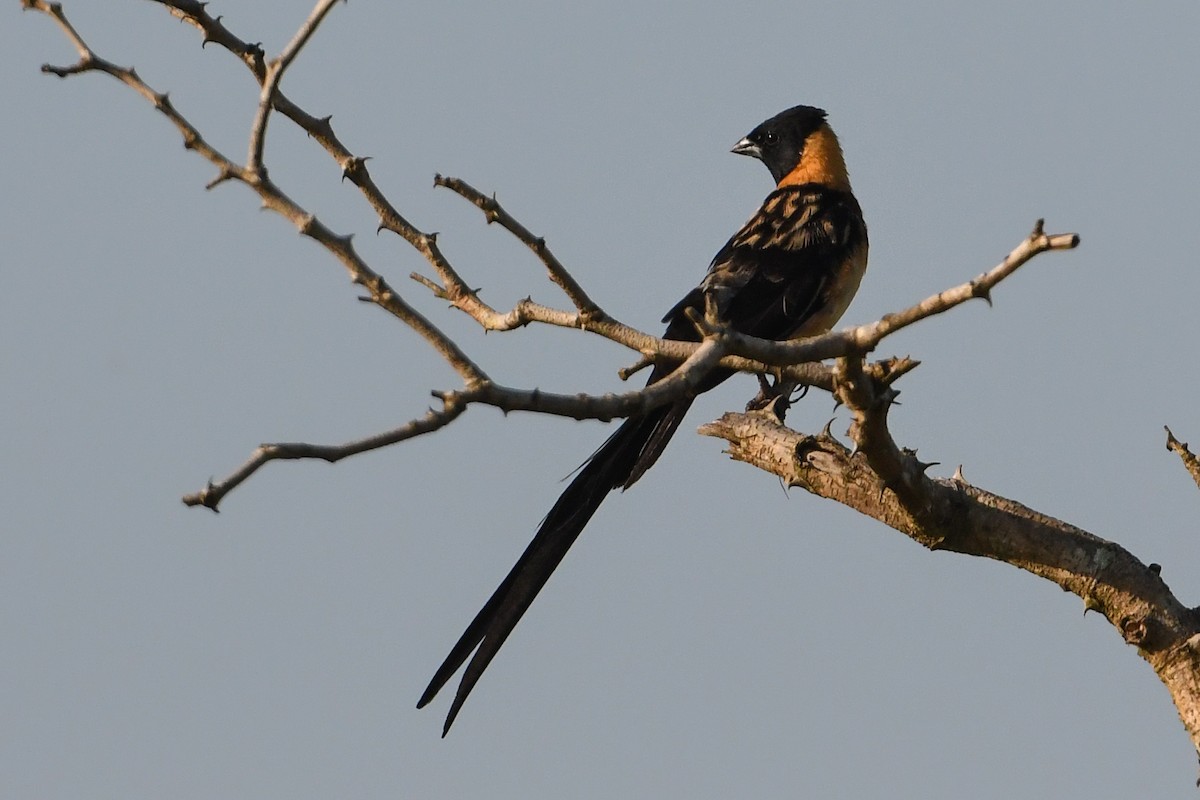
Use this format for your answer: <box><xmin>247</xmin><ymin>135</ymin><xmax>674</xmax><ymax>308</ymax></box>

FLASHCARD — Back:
<box><xmin>732</xmin><ymin>105</ymin><xmax>850</xmax><ymax>191</ymax></box>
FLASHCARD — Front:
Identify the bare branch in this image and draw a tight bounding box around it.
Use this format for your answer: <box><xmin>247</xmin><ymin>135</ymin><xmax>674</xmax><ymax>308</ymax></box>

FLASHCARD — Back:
<box><xmin>144</xmin><ymin>0</ymin><xmax>523</xmax><ymax>343</ymax></box>
<box><xmin>183</xmin><ymin>336</ymin><xmax>731</xmax><ymax>510</ymax></box>
<box><xmin>708</xmin><ymin>220</ymin><xmax>1080</xmax><ymax>369</ymax></box>
<box><xmin>699</xmin><ymin>410</ymin><xmax>1200</xmax><ymax>755</ymax></box>
<box><xmin>26</xmin><ymin>0</ymin><xmax>489</xmax><ymax>390</ymax></box>
<box><xmin>409</xmin><ymin>213</ymin><xmax>1077</xmax><ymax>380</ymax></box>
<box><xmin>138</xmin><ymin>2</ymin><xmax>1076</xmax><ymax>392</ymax></box>
<box><xmin>1166</xmin><ymin>426</ymin><xmax>1200</xmax><ymax>492</ymax></box>
<box><xmin>434</xmin><ymin>175</ymin><xmax>604</xmax><ymax>317</ymax></box>
<box><xmin>143</xmin><ymin>2</ymin><xmax>1073</xmax><ymax>384</ymax></box>
<box><xmin>21</xmin><ymin>0</ymin><xmax>87</xmax><ymax>62</ymax></box>
<box><xmin>30</xmin><ymin>0</ymin><xmax>1200</xmax><ymax>773</ymax></box>
<box><xmin>248</xmin><ymin>0</ymin><xmax>342</xmax><ymax>172</ymax></box>
<box><xmin>851</xmin><ymin>220</ymin><xmax>1079</xmax><ymax>347</ymax></box>
<box><xmin>25</xmin><ymin>0</ymin><xmax>1084</xmax><ymax>525</ymax></box>
<box><xmin>182</xmin><ymin>399</ymin><xmax>470</xmax><ymax>511</ymax></box>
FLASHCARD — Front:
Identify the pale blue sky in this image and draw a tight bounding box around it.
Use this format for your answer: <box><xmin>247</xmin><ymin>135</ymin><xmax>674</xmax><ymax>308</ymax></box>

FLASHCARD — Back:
<box><xmin>5</xmin><ymin>2</ymin><xmax>1200</xmax><ymax>797</ymax></box>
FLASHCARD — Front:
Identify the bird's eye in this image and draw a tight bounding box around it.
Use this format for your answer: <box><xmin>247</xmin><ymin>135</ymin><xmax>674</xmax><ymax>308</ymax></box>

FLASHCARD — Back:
<box><xmin>763</xmin><ymin>131</ymin><xmax>779</xmax><ymax>145</ymax></box>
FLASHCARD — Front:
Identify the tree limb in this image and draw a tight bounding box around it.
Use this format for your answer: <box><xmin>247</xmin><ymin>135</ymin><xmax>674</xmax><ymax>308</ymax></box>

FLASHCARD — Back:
<box><xmin>34</xmin><ymin>1</ymin><xmax>1199</xmax><ymax>776</ymax></box>
<box><xmin>24</xmin><ymin>0</ymin><xmax>1078</xmax><ymax>510</ymax></box>
<box><xmin>700</xmin><ymin>397</ymin><xmax>1200</xmax><ymax>757</ymax></box>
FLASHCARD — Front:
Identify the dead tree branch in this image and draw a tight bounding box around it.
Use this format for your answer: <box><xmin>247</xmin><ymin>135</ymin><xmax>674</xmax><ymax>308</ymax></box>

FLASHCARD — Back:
<box><xmin>31</xmin><ymin>0</ymin><xmax>1200</xmax><ymax>776</ymax></box>
<box><xmin>700</xmin><ymin>385</ymin><xmax>1200</xmax><ymax>756</ymax></box>
<box><xmin>23</xmin><ymin>0</ymin><xmax>1079</xmax><ymax>509</ymax></box>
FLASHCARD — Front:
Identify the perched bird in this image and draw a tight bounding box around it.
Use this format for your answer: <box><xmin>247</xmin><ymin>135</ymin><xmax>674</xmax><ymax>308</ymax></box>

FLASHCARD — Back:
<box><xmin>419</xmin><ymin>105</ymin><xmax>868</xmax><ymax>734</ymax></box>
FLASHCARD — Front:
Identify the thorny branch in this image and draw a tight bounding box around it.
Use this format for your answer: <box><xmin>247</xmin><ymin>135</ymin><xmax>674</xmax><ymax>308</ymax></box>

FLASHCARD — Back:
<box><xmin>247</xmin><ymin>0</ymin><xmax>341</xmax><ymax>172</ymax></box>
<box><xmin>27</xmin><ymin>0</ymin><xmax>1200</xmax><ymax>776</ymax></box>
<box><xmin>699</xmin><ymin>401</ymin><xmax>1200</xmax><ymax>760</ymax></box>
<box><xmin>22</xmin><ymin>0</ymin><xmax>1077</xmax><ymax>510</ymax></box>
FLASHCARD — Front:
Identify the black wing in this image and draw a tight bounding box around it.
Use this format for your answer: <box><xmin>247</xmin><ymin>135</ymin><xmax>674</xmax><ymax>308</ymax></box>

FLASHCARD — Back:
<box><xmin>663</xmin><ymin>182</ymin><xmax>867</xmax><ymax>348</ymax></box>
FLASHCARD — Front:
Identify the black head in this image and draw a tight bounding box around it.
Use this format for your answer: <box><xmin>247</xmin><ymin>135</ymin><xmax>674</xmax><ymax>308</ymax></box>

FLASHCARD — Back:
<box><xmin>731</xmin><ymin>105</ymin><xmax>829</xmax><ymax>184</ymax></box>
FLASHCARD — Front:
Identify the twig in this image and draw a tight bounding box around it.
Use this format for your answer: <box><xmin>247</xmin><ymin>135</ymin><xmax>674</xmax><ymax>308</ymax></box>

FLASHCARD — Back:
<box><xmin>434</xmin><ymin>175</ymin><xmax>603</xmax><ymax>317</ymax></box>
<box><xmin>186</xmin><ymin>335</ymin><xmax>731</xmax><ymax>510</ymax></box>
<box><xmin>183</xmin><ymin>399</ymin><xmax>471</xmax><ymax>510</ymax></box>
<box><xmin>1166</xmin><ymin>426</ymin><xmax>1200</xmax><ymax>492</ymax></box>
<box><xmin>248</xmin><ymin>0</ymin><xmax>342</xmax><ymax>173</ymax></box>
<box><xmin>414</xmin><ymin>218</ymin><xmax>1078</xmax><ymax>376</ymax></box>
<box><xmin>704</xmin><ymin>220</ymin><xmax>1080</xmax><ymax>368</ymax></box>
<box><xmin>26</xmin><ymin>0</ymin><xmax>489</xmax><ymax>390</ymax></box>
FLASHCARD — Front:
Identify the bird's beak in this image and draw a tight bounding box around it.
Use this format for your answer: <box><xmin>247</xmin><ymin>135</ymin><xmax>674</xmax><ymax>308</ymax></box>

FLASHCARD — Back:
<box><xmin>731</xmin><ymin>137</ymin><xmax>762</xmax><ymax>159</ymax></box>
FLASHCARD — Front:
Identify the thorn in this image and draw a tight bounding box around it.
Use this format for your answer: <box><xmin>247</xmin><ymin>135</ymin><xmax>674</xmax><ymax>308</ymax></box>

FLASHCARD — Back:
<box><xmin>1083</xmin><ymin>595</ymin><xmax>1103</xmax><ymax>616</ymax></box>
<box><xmin>820</xmin><ymin>418</ymin><xmax>836</xmax><ymax>439</ymax></box>
<box><xmin>202</xmin><ymin>479</ymin><xmax>220</xmax><ymax>513</ymax></box>
<box><xmin>296</xmin><ymin>214</ymin><xmax>317</xmax><ymax>236</ymax></box>
<box><xmin>341</xmin><ymin>155</ymin><xmax>366</xmax><ymax>181</ymax></box>
<box><xmin>1031</xmin><ymin>218</ymin><xmax>1045</xmax><ymax>238</ymax></box>
<box><xmin>204</xmin><ymin>168</ymin><xmax>235</xmax><ymax>190</ymax></box>
<box><xmin>971</xmin><ymin>280</ymin><xmax>993</xmax><ymax>307</ymax></box>
<box><xmin>952</xmin><ymin>465</ymin><xmax>967</xmax><ymax>484</ymax></box>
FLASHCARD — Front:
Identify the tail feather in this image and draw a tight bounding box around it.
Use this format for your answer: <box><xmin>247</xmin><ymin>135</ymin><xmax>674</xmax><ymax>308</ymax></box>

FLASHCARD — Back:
<box><xmin>622</xmin><ymin>402</ymin><xmax>689</xmax><ymax>490</ymax></box>
<box><xmin>418</xmin><ymin>401</ymin><xmax>688</xmax><ymax>734</ymax></box>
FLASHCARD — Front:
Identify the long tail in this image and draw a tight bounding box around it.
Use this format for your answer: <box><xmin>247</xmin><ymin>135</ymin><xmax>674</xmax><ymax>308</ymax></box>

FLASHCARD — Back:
<box><xmin>418</xmin><ymin>398</ymin><xmax>692</xmax><ymax>735</ymax></box>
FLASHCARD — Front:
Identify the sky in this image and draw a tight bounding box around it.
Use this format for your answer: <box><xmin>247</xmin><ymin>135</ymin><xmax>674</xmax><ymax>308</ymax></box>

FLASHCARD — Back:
<box><xmin>4</xmin><ymin>1</ymin><xmax>1200</xmax><ymax>798</ymax></box>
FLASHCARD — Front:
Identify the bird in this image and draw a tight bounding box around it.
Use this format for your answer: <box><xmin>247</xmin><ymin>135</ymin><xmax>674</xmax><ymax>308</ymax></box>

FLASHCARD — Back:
<box><xmin>418</xmin><ymin>104</ymin><xmax>868</xmax><ymax>735</ymax></box>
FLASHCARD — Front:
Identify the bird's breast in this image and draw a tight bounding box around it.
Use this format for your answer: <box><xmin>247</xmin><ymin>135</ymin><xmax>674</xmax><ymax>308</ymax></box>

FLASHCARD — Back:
<box><xmin>794</xmin><ymin>241</ymin><xmax>868</xmax><ymax>338</ymax></box>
